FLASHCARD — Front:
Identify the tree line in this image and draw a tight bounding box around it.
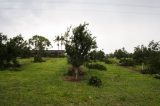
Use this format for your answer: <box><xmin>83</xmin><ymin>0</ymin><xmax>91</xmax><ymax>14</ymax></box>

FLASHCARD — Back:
<box><xmin>108</xmin><ymin>41</ymin><xmax>160</xmax><ymax>74</ymax></box>
<box><xmin>0</xmin><ymin>33</ymin><xmax>64</xmax><ymax>68</ymax></box>
<box><xmin>0</xmin><ymin>34</ymin><xmax>30</xmax><ymax>68</ymax></box>
<box><xmin>0</xmin><ymin>23</ymin><xmax>159</xmax><ymax>78</ymax></box>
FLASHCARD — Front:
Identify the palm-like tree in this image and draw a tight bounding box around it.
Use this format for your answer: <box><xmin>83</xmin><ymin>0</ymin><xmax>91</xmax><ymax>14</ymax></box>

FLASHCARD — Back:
<box><xmin>60</xmin><ymin>35</ymin><xmax>65</xmax><ymax>50</ymax></box>
<box><xmin>54</xmin><ymin>35</ymin><xmax>60</xmax><ymax>50</ymax></box>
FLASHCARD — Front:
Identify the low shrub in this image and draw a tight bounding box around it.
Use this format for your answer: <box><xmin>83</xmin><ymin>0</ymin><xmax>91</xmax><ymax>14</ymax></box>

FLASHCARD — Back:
<box><xmin>86</xmin><ymin>63</ymin><xmax>107</xmax><ymax>71</ymax></box>
<box><xmin>88</xmin><ymin>76</ymin><xmax>102</xmax><ymax>87</ymax></box>
<box><xmin>67</xmin><ymin>69</ymin><xmax>73</xmax><ymax>76</ymax></box>
<box><xmin>119</xmin><ymin>58</ymin><xmax>135</xmax><ymax>66</ymax></box>
<box><xmin>141</xmin><ymin>68</ymin><xmax>159</xmax><ymax>74</ymax></box>
<box><xmin>154</xmin><ymin>74</ymin><xmax>160</xmax><ymax>79</ymax></box>
<box><xmin>34</xmin><ymin>56</ymin><xmax>45</xmax><ymax>62</ymax></box>
<box><xmin>104</xmin><ymin>58</ymin><xmax>112</xmax><ymax>64</ymax></box>
<box><xmin>141</xmin><ymin>68</ymin><xmax>150</xmax><ymax>74</ymax></box>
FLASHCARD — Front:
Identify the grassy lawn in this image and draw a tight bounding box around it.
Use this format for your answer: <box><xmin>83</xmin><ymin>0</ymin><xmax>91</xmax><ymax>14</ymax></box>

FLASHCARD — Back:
<box><xmin>0</xmin><ymin>58</ymin><xmax>160</xmax><ymax>106</ymax></box>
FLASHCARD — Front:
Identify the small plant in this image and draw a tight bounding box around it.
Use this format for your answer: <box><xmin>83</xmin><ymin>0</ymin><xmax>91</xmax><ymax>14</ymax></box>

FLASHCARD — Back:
<box><xmin>86</xmin><ymin>63</ymin><xmax>107</xmax><ymax>71</ymax></box>
<box><xmin>88</xmin><ymin>76</ymin><xmax>102</xmax><ymax>87</ymax></box>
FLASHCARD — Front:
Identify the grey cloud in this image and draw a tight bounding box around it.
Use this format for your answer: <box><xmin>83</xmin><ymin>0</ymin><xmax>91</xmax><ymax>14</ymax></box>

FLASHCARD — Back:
<box><xmin>0</xmin><ymin>0</ymin><xmax>160</xmax><ymax>53</ymax></box>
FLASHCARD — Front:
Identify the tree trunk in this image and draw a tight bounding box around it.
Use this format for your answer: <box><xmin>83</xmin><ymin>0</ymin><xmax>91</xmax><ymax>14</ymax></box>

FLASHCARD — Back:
<box><xmin>61</xmin><ymin>44</ymin><xmax>62</xmax><ymax>50</ymax></box>
<box><xmin>57</xmin><ymin>42</ymin><xmax>59</xmax><ymax>50</ymax></box>
<box><xmin>34</xmin><ymin>50</ymin><xmax>42</xmax><ymax>62</ymax></box>
<box><xmin>73</xmin><ymin>66</ymin><xmax>79</xmax><ymax>80</ymax></box>
<box><xmin>142</xmin><ymin>63</ymin><xmax>144</xmax><ymax>71</ymax></box>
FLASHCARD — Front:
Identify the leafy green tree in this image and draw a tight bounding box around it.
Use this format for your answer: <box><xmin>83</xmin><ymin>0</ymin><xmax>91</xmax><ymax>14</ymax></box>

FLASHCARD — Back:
<box><xmin>20</xmin><ymin>40</ymin><xmax>31</xmax><ymax>58</ymax></box>
<box><xmin>114</xmin><ymin>47</ymin><xmax>128</xmax><ymax>59</ymax></box>
<box><xmin>133</xmin><ymin>45</ymin><xmax>149</xmax><ymax>70</ymax></box>
<box><xmin>29</xmin><ymin>35</ymin><xmax>51</xmax><ymax>62</ymax></box>
<box><xmin>147</xmin><ymin>40</ymin><xmax>160</xmax><ymax>74</ymax></box>
<box><xmin>89</xmin><ymin>50</ymin><xmax>105</xmax><ymax>61</ymax></box>
<box><xmin>133</xmin><ymin>41</ymin><xmax>160</xmax><ymax>74</ymax></box>
<box><xmin>65</xmin><ymin>23</ymin><xmax>97</xmax><ymax>79</ymax></box>
<box><xmin>0</xmin><ymin>34</ymin><xmax>28</xmax><ymax>68</ymax></box>
<box><xmin>89</xmin><ymin>50</ymin><xmax>97</xmax><ymax>61</ymax></box>
<box><xmin>106</xmin><ymin>53</ymin><xmax>114</xmax><ymax>58</ymax></box>
<box><xmin>96</xmin><ymin>50</ymin><xmax>105</xmax><ymax>61</ymax></box>
<box><xmin>6</xmin><ymin>34</ymin><xmax>28</xmax><ymax>66</ymax></box>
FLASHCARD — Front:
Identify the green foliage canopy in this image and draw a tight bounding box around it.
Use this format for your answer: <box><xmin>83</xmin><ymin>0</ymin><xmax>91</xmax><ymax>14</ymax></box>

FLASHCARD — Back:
<box><xmin>65</xmin><ymin>23</ymin><xmax>97</xmax><ymax>68</ymax></box>
<box><xmin>29</xmin><ymin>35</ymin><xmax>51</xmax><ymax>62</ymax></box>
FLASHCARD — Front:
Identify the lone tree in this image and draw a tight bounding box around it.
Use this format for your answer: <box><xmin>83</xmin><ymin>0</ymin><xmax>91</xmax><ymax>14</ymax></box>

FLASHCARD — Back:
<box><xmin>29</xmin><ymin>35</ymin><xmax>51</xmax><ymax>62</ymax></box>
<box><xmin>114</xmin><ymin>47</ymin><xmax>128</xmax><ymax>59</ymax></box>
<box><xmin>65</xmin><ymin>23</ymin><xmax>97</xmax><ymax>79</ymax></box>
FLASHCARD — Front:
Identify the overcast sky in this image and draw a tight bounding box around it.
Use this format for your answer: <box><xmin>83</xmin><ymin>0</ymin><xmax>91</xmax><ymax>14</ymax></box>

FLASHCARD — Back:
<box><xmin>0</xmin><ymin>0</ymin><xmax>160</xmax><ymax>53</ymax></box>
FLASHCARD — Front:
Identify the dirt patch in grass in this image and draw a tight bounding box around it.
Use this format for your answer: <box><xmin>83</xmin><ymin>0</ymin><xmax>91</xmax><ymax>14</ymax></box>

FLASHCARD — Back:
<box><xmin>64</xmin><ymin>76</ymin><xmax>84</xmax><ymax>82</ymax></box>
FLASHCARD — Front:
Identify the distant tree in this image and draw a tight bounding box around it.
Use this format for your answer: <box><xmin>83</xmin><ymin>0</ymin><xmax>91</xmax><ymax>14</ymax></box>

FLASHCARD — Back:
<box><xmin>0</xmin><ymin>34</ymin><xmax>29</xmax><ymax>67</ymax></box>
<box><xmin>133</xmin><ymin>45</ymin><xmax>149</xmax><ymax>70</ymax></box>
<box><xmin>96</xmin><ymin>50</ymin><xmax>105</xmax><ymax>61</ymax></box>
<box><xmin>89</xmin><ymin>50</ymin><xmax>97</xmax><ymax>61</ymax></box>
<box><xmin>133</xmin><ymin>41</ymin><xmax>160</xmax><ymax>74</ymax></box>
<box><xmin>29</xmin><ymin>35</ymin><xmax>51</xmax><ymax>62</ymax></box>
<box><xmin>65</xmin><ymin>23</ymin><xmax>97</xmax><ymax>79</ymax></box>
<box><xmin>119</xmin><ymin>58</ymin><xmax>135</xmax><ymax>66</ymax></box>
<box><xmin>20</xmin><ymin>41</ymin><xmax>31</xmax><ymax>58</ymax></box>
<box><xmin>114</xmin><ymin>47</ymin><xmax>128</xmax><ymax>59</ymax></box>
<box><xmin>89</xmin><ymin>50</ymin><xmax>105</xmax><ymax>61</ymax></box>
<box><xmin>106</xmin><ymin>53</ymin><xmax>114</xmax><ymax>58</ymax></box>
<box><xmin>6</xmin><ymin>34</ymin><xmax>28</xmax><ymax>66</ymax></box>
<box><xmin>127</xmin><ymin>53</ymin><xmax>133</xmax><ymax>58</ymax></box>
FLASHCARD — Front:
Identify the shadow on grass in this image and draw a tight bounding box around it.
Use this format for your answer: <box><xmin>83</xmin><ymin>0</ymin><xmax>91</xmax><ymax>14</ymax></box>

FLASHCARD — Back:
<box><xmin>0</xmin><ymin>66</ymin><xmax>22</xmax><ymax>71</ymax></box>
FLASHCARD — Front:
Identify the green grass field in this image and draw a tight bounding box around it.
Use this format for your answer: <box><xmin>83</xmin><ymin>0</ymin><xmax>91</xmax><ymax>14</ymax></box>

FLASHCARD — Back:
<box><xmin>0</xmin><ymin>58</ymin><xmax>160</xmax><ymax>106</ymax></box>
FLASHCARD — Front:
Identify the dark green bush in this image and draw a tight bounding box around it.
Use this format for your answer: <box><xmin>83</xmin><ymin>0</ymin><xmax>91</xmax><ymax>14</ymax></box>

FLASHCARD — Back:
<box><xmin>141</xmin><ymin>68</ymin><xmax>150</xmax><ymax>74</ymax></box>
<box><xmin>119</xmin><ymin>58</ymin><xmax>135</xmax><ymax>66</ymax></box>
<box><xmin>12</xmin><ymin>59</ymin><xmax>21</xmax><ymax>67</ymax></box>
<box><xmin>88</xmin><ymin>76</ymin><xmax>102</xmax><ymax>87</ymax></box>
<box><xmin>86</xmin><ymin>63</ymin><xmax>107</xmax><ymax>71</ymax></box>
<box><xmin>67</xmin><ymin>69</ymin><xmax>73</xmax><ymax>76</ymax></box>
<box><xmin>154</xmin><ymin>74</ymin><xmax>160</xmax><ymax>79</ymax></box>
<box><xmin>34</xmin><ymin>55</ymin><xmax>45</xmax><ymax>62</ymax></box>
<box><xmin>141</xmin><ymin>68</ymin><xmax>159</xmax><ymax>74</ymax></box>
<box><xmin>104</xmin><ymin>58</ymin><xmax>112</xmax><ymax>64</ymax></box>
